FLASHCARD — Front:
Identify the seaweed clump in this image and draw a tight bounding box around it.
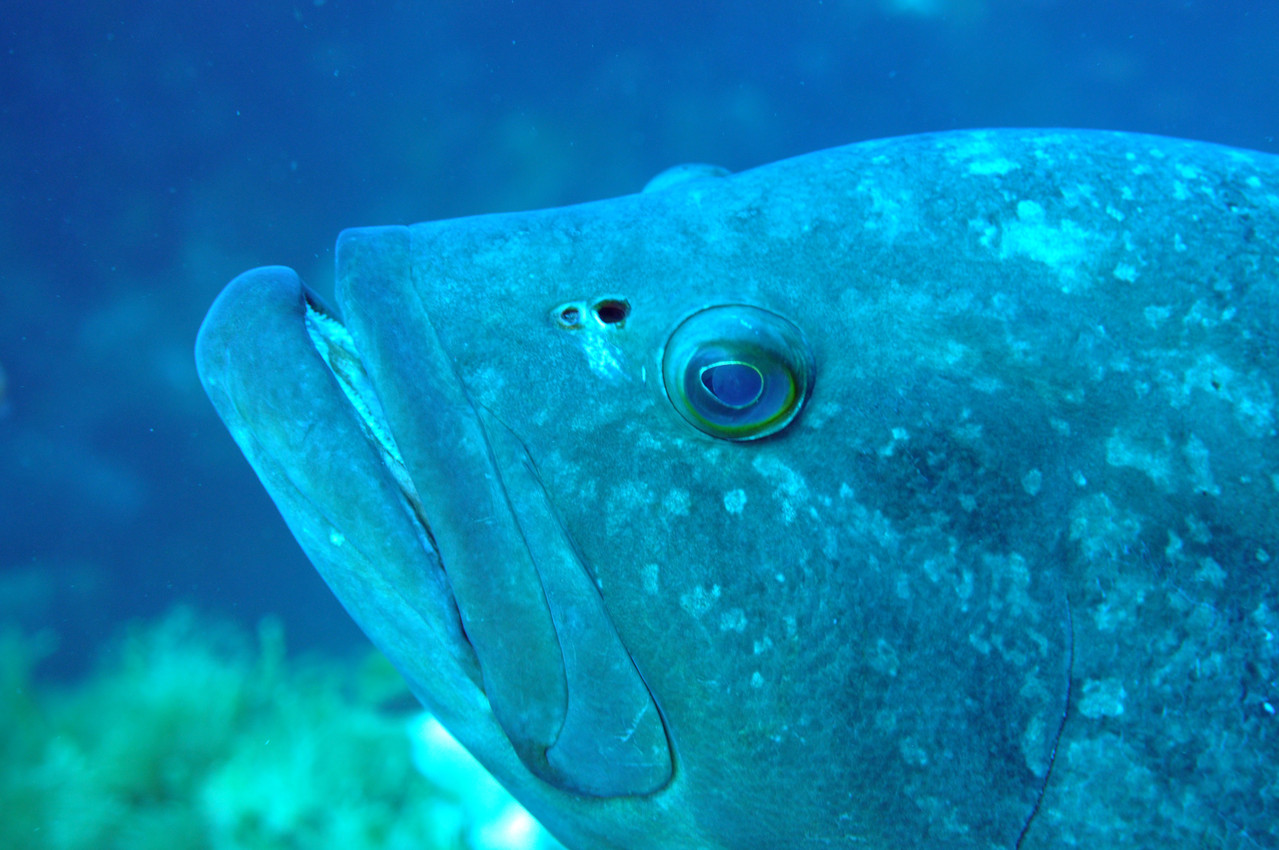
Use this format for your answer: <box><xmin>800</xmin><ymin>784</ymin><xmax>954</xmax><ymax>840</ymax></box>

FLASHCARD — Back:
<box><xmin>0</xmin><ymin>608</ymin><xmax>558</xmax><ymax>850</ymax></box>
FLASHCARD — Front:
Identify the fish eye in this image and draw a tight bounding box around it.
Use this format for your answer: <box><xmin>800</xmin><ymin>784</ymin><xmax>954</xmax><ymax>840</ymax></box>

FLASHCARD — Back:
<box><xmin>662</xmin><ymin>305</ymin><xmax>814</xmax><ymax>440</ymax></box>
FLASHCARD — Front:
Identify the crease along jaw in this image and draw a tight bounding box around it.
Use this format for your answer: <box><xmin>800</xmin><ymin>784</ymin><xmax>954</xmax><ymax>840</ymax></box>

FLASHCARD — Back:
<box><xmin>330</xmin><ymin>225</ymin><xmax>673</xmax><ymax>798</ymax></box>
<box><xmin>311</xmin><ymin>271</ymin><xmax>570</xmax><ymax>772</ymax></box>
<box><xmin>479</xmin><ymin>409</ymin><xmax>674</xmax><ymax>796</ymax></box>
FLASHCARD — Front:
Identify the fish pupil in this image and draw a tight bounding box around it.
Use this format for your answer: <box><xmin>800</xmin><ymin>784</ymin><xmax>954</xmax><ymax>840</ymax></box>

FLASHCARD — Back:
<box><xmin>700</xmin><ymin>361</ymin><xmax>764</xmax><ymax>409</ymax></box>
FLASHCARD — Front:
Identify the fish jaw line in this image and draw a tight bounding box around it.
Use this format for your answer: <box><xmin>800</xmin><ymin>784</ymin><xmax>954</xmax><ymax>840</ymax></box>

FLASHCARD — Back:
<box><xmin>318</xmin><ymin>236</ymin><xmax>675</xmax><ymax>795</ymax></box>
<box><xmin>309</xmin><ymin>299</ymin><xmax>676</xmax><ymax>795</ymax></box>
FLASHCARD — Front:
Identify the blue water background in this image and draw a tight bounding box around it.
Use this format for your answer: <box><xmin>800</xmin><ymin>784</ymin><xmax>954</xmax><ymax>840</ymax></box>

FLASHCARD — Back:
<box><xmin>1</xmin><ymin>0</ymin><xmax>1275</xmax><ymax>675</ymax></box>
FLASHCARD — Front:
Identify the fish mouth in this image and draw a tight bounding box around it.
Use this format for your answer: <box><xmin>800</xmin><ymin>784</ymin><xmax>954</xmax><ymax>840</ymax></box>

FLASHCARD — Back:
<box><xmin>305</xmin><ymin>299</ymin><xmax>426</xmax><ymax>524</ymax></box>
<box><xmin>301</xmin><ymin>263</ymin><xmax>674</xmax><ymax>799</ymax></box>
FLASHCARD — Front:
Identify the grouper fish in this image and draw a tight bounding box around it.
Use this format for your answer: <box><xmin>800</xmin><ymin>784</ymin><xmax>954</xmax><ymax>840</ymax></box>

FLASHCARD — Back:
<box><xmin>195</xmin><ymin>129</ymin><xmax>1279</xmax><ymax>849</ymax></box>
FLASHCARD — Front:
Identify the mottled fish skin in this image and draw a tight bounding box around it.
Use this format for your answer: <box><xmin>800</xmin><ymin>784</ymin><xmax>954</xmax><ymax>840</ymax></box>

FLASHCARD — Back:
<box><xmin>197</xmin><ymin>129</ymin><xmax>1279</xmax><ymax>849</ymax></box>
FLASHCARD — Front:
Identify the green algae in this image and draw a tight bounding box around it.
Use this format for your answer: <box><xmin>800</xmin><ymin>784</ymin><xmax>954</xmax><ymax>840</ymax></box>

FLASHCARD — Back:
<box><xmin>0</xmin><ymin>609</ymin><xmax>557</xmax><ymax>850</ymax></box>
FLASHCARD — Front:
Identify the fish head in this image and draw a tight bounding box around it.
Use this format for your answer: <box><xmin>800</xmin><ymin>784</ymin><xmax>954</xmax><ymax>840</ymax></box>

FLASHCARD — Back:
<box><xmin>196</xmin><ymin>139</ymin><xmax>1081</xmax><ymax>849</ymax></box>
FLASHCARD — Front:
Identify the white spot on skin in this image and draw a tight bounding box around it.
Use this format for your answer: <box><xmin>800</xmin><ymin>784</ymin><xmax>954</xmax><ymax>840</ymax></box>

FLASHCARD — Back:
<box><xmin>750</xmin><ymin>671</ymin><xmax>764</xmax><ymax>689</ymax></box>
<box><xmin>641</xmin><ymin>563</ymin><xmax>660</xmax><ymax>596</ymax></box>
<box><xmin>720</xmin><ymin>609</ymin><xmax>747</xmax><ymax>632</ymax></box>
<box><xmin>469</xmin><ymin>367</ymin><xmax>509</xmax><ymax>409</ymax></box>
<box><xmin>971</xmin><ymin>376</ymin><xmax>1004</xmax><ymax>394</ymax></box>
<box><xmin>998</xmin><ymin>200</ymin><xmax>1101</xmax><ymax>283</ymax></box>
<box><xmin>968</xmin><ymin>158</ymin><xmax>1019</xmax><ymax>176</ymax></box>
<box><xmin>1186</xmin><ymin>514</ymin><xmax>1212</xmax><ymax>544</ymax></box>
<box><xmin>800</xmin><ymin>399</ymin><xmax>842</xmax><ymax>429</ymax></box>
<box><xmin>606</xmin><ymin>481</ymin><xmax>654</xmax><ymax>535</ymax></box>
<box><xmin>1070</xmin><ymin>493</ymin><xmax>1142</xmax><ymax>562</ymax></box>
<box><xmin>870</xmin><ymin>638</ymin><xmax>899</xmax><ymax>676</ymax></box>
<box><xmin>1143</xmin><ymin>305</ymin><xmax>1172</xmax><ymax>328</ymax></box>
<box><xmin>329</xmin><ymin>530</ymin><xmax>345</xmax><ymax>547</ymax></box>
<box><xmin>821</xmin><ymin>526</ymin><xmax>838</xmax><ymax>560</ymax></box>
<box><xmin>1177</xmin><ymin>354</ymin><xmax>1276</xmax><ymax>435</ymax></box>
<box><xmin>878</xmin><ymin>427</ymin><xmax>909</xmax><ymax>457</ymax></box>
<box><xmin>751</xmin><ymin>455</ymin><xmax>808</xmax><ymax>524</ymax></box>
<box><xmin>1113</xmin><ymin>263</ymin><xmax>1138</xmax><ymax>282</ymax></box>
<box><xmin>1184</xmin><ymin>434</ymin><xmax>1219</xmax><ymax>496</ymax></box>
<box><xmin>679</xmin><ymin>584</ymin><xmax>721</xmax><ymax>618</ymax></box>
<box><xmin>663</xmin><ymin>488</ymin><xmax>691</xmax><ymax>516</ymax></box>
<box><xmin>578</xmin><ymin>334</ymin><xmax>629</xmax><ymax>381</ymax></box>
<box><xmin>1106</xmin><ymin>431</ymin><xmax>1173</xmax><ymax>491</ymax></box>
<box><xmin>1021</xmin><ymin>469</ymin><xmax>1043</xmax><ymax>496</ymax></box>
<box><xmin>971</xmin><ymin>218</ymin><xmax>999</xmax><ymax>249</ymax></box>
<box><xmin>940</xmin><ymin>340</ymin><xmax>968</xmax><ymax>365</ymax></box>
<box><xmin>1062</xmin><ymin>181</ymin><xmax>1099</xmax><ymax>209</ymax></box>
<box><xmin>899</xmin><ymin>738</ymin><xmax>928</xmax><ymax>766</ymax></box>
<box><xmin>853</xmin><ymin>179</ymin><xmax>915</xmax><ymax>241</ymax></box>
<box><xmin>1195</xmin><ymin>557</ymin><xmax>1226</xmax><ymax>588</ymax></box>
<box><xmin>723</xmin><ymin>489</ymin><xmax>747</xmax><ymax>515</ymax></box>
<box><xmin>1020</xmin><ymin>715</ymin><xmax>1049</xmax><ymax>777</ymax></box>
<box><xmin>1079</xmin><ymin>678</ymin><xmax>1126</xmax><ymax>718</ymax></box>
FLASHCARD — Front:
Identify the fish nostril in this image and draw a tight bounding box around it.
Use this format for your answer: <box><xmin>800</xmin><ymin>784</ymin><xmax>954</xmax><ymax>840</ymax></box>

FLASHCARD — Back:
<box><xmin>592</xmin><ymin>298</ymin><xmax>630</xmax><ymax>326</ymax></box>
<box><xmin>556</xmin><ymin>305</ymin><xmax>583</xmax><ymax>328</ymax></box>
